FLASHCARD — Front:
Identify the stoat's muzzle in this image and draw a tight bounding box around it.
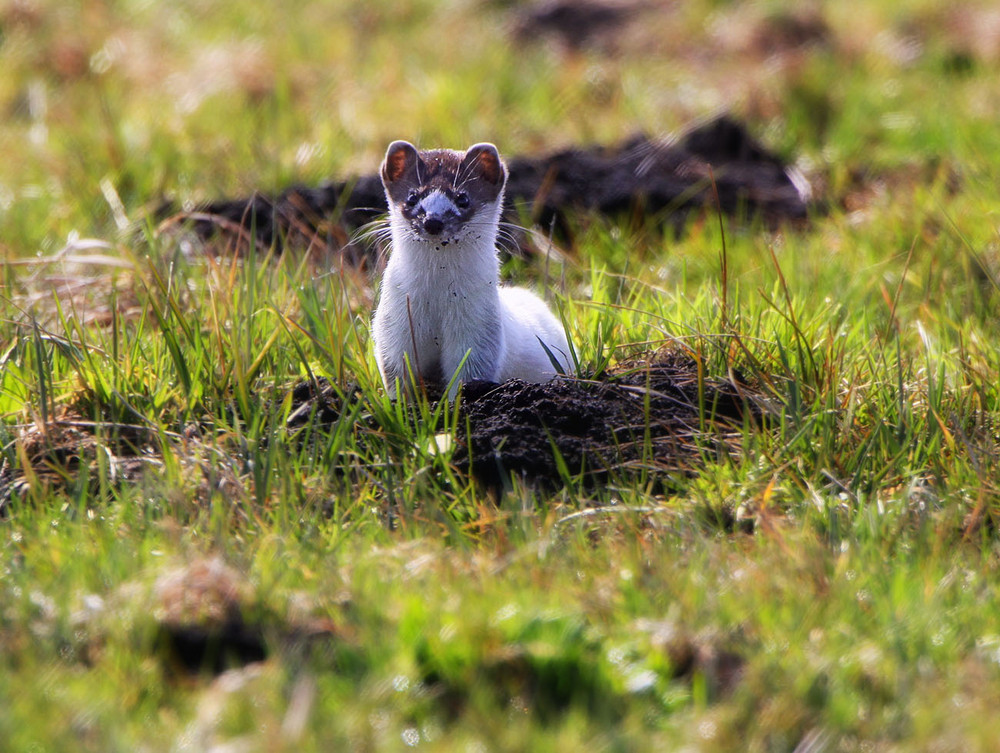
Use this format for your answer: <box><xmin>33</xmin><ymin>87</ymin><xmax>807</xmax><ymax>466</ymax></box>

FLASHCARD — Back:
<box><xmin>413</xmin><ymin>190</ymin><xmax>462</xmax><ymax>238</ymax></box>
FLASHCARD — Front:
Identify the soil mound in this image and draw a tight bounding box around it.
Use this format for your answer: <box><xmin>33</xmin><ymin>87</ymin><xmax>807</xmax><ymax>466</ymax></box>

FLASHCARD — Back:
<box><xmin>160</xmin><ymin>116</ymin><xmax>811</xmax><ymax>258</ymax></box>
<box><xmin>452</xmin><ymin>352</ymin><xmax>755</xmax><ymax>489</ymax></box>
<box><xmin>283</xmin><ymin>350</ymin><xmax>758</xmax><ymax>490</ymax></box>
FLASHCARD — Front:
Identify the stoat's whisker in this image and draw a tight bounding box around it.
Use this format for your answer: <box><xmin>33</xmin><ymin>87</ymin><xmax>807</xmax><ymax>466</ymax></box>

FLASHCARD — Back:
<box><xmin>495</xmin><ymin>229</ymin><xmax>521</xmax><ymax>255</ymax></box>
<box><xmin>498</xmin><ymin>220</ymin><xmax>530</xmax><ymax>234</ymax></box>
<box><xmin>350</xmin><ymin>219</ymin><xmax>392</xmax><ymax>247</ymax></box>
<box><xmin>453</xmin><ymin>152</ymin><xmax>481</xmax><ymax>190</ymax></box>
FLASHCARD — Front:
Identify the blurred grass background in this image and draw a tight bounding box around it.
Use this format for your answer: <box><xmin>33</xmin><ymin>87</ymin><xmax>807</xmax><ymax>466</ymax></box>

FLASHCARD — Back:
<box><xmin>1</xmin><ymin>0</ymin><xmax>996</xmax><ymax>248</ymax></box>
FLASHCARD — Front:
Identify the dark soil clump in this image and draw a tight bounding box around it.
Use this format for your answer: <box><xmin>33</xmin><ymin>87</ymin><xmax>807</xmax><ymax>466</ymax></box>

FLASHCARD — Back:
<box><xmin>152</xmin><ymin>557</ymin><xmax>339</xmax><ymax>676</ymax></box>
<box><xmin>0</xmin><ymin>414</ymin><xmax>155</xmax><ymax>514</ymax></box>
<box><xmin>511</xmin><ymin>0</ymin><xmax>646</xmax><ymax>52</ymax></box>
<box><xmin>452</xmin><ymin>351</ymin><xmax>756</xmax><ymax>489</ymax></box>
<box><xmin>275</xmin><ymin>350</ymin><xmax>758</xmax><ymax>491</ymax></box>
<box><xmin>159</xmin><ymin>116</ymin><xmax>812</xmax><ymax>258</ymax></box>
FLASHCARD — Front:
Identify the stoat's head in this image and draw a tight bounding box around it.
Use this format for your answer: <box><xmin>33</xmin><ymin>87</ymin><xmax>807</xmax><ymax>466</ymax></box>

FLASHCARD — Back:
<box><xmin>380</xmin><ymin>141</ymin><xmax>506</xmax><ymax>246</ymax></box>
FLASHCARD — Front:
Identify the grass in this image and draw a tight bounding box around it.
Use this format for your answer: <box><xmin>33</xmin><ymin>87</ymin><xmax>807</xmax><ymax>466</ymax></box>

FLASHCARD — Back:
<box><xmin>3</xmin><ymin>0</ymin><xmax>1000</xmax><ymax>750</ymax></box>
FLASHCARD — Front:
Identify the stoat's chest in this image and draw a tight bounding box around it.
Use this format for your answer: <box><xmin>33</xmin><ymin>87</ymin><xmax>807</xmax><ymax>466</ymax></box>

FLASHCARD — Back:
<box><xmin>383</xmin><ymin>243</ymin><xmax>498</xmax><ymax>355</ymax></box>
<box><xmin>387</xmin><ymin>239</ymin><xmax>499</xmax><ymax>314</ymax></box>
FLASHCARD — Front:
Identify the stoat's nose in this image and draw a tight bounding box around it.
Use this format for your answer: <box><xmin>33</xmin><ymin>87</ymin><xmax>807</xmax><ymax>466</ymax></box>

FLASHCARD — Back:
<box><xmin>417</xmin><ymin>190</ymin><xmax>456</xmax><ymax>236</ymax></box>
<box><xmin>422</xmin><ymin>216</ymin><xmax>444</xmax><ymax>235</ymax></box>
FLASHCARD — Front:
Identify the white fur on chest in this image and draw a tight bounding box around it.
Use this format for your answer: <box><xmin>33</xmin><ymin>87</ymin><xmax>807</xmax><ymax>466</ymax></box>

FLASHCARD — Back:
<box><xmin>374</xmin><ymin>227</ymin><xmax>504</xmax><ymax>392</ymax></box>
<box><xmin>373</xmin><ymin>241</ymin><xmax>571</xmax><ymax>398</ymax></box>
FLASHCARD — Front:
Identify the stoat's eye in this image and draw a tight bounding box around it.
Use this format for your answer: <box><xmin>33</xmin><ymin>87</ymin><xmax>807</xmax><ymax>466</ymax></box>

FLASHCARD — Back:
<box><xmin>454</xmin><ymin>192</ymin><xmax>471</xmax><ymax>210</ymax></box>
<box><xmin>405</xmin><ymin>191</ymin><xmax>419</xmax><ymax>208</ymax></box>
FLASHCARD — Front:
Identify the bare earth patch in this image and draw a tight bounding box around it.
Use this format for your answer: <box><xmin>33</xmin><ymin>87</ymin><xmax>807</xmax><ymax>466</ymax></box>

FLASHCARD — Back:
<box><xmin>452</xmin><ymin>350</ymin><xmax>756</xmax><ymax>490</ymax></box>
<box><xmin>283</xmin><ymin>348</ymin><xmax>759</xmax><ymax>492</ymax></box>
<box><xmin>158</xmin><ymin>116</ymin><xmax>812</xmax><ymax>259</ymax></box>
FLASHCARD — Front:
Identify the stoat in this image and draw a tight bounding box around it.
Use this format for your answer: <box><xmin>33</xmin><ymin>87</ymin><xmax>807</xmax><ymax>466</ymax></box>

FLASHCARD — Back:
<box><xmin>371</xmin><ymin>140</ymin><xmax>571</xmax><ymax>399</ymax></box>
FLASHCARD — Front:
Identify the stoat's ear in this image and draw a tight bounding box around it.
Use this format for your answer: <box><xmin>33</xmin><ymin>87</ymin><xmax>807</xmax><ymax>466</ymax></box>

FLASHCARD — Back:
<box><xmin>462</xmin><ymin>143</ymin><xmax>506</xmax><ymax>188</ymax></box>
<box><xmin>382</xmin><ymin>141</ymin><xmax>421</xmax><ymax>186</ymax></box>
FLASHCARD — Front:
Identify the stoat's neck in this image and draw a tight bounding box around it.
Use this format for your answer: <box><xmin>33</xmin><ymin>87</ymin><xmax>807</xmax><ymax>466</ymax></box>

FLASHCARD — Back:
<box><xmin>386</xmin><ymin>211</ymin><xmax>502</xmax><ymax>288</ymax></box>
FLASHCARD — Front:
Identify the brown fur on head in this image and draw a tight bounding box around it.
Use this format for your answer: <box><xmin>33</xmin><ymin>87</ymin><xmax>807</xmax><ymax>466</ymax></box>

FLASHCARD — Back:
<box><xmin>380</xmin><ymin>141</ymin><xmax>507</xmax><ymax>242</ymax></box>
<box><xmin>461</xmin><ymin>143</ymin><xmax>504</xmax><ymax>187</ymax></box>
<box><xmin>380</xmin><ymin>141</ymin><xmax>506</xmax><ymax>205</ymax></box>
